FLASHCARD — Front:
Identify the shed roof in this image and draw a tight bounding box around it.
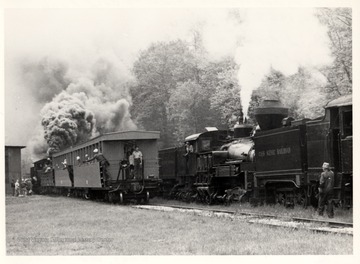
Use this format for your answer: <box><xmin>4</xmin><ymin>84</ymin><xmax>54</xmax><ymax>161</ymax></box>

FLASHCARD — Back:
<box><xmin>5</xmin><ymin>145</ymin><xmax>26</xmax><ymax>149</ymax></box>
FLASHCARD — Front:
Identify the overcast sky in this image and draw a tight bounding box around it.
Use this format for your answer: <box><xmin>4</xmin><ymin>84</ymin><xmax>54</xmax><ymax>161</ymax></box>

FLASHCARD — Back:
<box><xmin>3</xmin><ymin>7</ymin><xmax>337</xmax><ymax>149</ymax></box>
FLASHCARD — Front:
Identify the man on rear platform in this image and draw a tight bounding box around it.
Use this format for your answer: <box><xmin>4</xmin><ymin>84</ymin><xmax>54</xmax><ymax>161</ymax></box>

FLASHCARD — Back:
<box><xmin>133</xmin><ymin>146</ymin><xmax>143</xmax><ymax>180</ymax></box>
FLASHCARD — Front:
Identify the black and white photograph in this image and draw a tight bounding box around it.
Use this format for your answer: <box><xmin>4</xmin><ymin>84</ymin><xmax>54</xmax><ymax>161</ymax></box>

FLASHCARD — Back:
<box><xmin>2</xmin><ymin>0</ymin><xmax>357</xmax><ymax>258</ymax></box>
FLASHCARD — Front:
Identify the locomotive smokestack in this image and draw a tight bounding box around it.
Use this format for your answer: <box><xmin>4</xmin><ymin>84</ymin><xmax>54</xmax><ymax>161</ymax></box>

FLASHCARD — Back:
<box><xmin>254</xmin><ymin>99</ymin><xmax>288</xmax><ymax>130</ymax></box>
<box><xmin>234</xmin><ymin>112</ymin><xmax>252</xmax><ymax>138</ymax></box>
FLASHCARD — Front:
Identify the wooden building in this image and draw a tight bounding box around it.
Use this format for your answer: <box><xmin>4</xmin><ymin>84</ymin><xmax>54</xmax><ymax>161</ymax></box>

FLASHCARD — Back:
<box><xmin>5</xmin><ymin>145</ymin><xmax>25</xmax><ymax>195</ymax></box>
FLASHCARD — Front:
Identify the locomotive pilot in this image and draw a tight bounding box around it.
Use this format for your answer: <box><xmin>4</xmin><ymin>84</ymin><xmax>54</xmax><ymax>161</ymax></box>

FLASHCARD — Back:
<box><xmin>318</xmin><ymin>162</ymin><xmax>335</xmax><ymax>218</ymax></box>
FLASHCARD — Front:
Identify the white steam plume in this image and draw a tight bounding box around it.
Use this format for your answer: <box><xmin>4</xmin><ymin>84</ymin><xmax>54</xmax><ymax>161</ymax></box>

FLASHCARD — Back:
<box><xmin>235</xmin><ymin>9</ymin><xmax>332</xmax><ymax>117</ymax></box>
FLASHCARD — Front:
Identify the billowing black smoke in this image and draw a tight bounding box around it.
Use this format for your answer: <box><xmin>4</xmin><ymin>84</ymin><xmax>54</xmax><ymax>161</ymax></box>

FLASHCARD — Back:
<box><xmin>27</xmin><ymin>57</ymin><xmax>137</xmax><ymax>158</ymax></box>
<box><xmin>41</xmin><ymin>92</ymin><xmax>95</xmax><ymax>155</ymax></box>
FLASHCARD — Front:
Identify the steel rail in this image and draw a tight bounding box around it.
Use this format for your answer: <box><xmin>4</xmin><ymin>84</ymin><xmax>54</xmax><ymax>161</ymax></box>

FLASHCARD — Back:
<box><xmin>136</xmin><ymin>203</ymin><xmax>353</xmax><ymax>235</ymax></box>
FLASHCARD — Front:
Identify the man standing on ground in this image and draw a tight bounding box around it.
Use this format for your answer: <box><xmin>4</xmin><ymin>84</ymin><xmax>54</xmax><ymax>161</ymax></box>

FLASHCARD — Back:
<box><xmin>318</xmin><ymin>162</ymin><xmax>335</xmax><ymax>218</ymax></box>
<box><xmin>14</xmin><ymin>179</ymin><xmax>20</xmax><ymax>197</ymax></box>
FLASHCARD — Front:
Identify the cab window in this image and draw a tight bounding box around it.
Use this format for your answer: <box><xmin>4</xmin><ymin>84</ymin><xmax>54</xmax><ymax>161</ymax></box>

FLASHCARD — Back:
<box><xmin>200</xmin><ymin>139</ymin><xmax>211</xmax><ymax>151</ymax></box>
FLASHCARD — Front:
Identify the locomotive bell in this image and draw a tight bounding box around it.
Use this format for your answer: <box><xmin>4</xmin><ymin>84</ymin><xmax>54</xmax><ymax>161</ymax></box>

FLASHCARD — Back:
<box><xmin>254</xmin><ymin>99</ymin><xmax>288</xmax><ymax>130</ymax></box>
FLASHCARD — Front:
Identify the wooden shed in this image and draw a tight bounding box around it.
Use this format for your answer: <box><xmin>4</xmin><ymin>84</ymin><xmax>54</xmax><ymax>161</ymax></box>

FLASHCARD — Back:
<box><xmin>5</xmin><ymin>145</ymin><xmax>25</xmax><ymax>195</ymax></box>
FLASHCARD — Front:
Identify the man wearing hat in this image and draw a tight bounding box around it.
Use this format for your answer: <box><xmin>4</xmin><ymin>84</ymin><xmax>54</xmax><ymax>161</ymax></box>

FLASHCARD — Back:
<box><xmin>88</xmin><ymin>149</ymin><xmax>110</xmax><ymax>185</ymax></box>
<box><xmin>76</xmin><ymin>156</ymin><xmax>82</xmax><ymax>166</ymax></box>
<box><xmin>318</xmin><ymin>162</ymin><xmax>335</xmax><ymax>218</ymax></box>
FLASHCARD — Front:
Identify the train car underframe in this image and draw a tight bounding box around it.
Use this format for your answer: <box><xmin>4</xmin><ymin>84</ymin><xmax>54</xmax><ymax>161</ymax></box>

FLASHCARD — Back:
<box><xmin>253</xmin><ymin>180</ymin><xmax>312</xmax><ymax>208</ymax></box>
<box><xmin>168</xmin><ymin>171</ymin><xmax>248</xmax><ymax>205</ymax></box>
<box><xmin>38</xmin><ymin>181</ymin><xmax>156</xmax><ymax>204</ymax></box>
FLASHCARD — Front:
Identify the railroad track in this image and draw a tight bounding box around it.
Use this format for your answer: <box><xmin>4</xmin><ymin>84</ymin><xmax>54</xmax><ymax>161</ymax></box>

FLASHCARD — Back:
<box><xmin>132</xmin><ymin>204</ymin><xmax>353</xmax><ymax>236</ymax></box>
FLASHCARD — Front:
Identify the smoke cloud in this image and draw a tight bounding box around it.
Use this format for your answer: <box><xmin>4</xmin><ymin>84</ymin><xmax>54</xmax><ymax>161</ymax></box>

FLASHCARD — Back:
<box><xmin>234</xmin><ymin>9</ymin><xmax>332</xmax><ymax>117</ymax></box>
<box><xmin>40</xmin><ymin>92</ymin><xmax>95</xmax><ymax>154</ymax></box>
<box><xmin>28</xmin><ymin>58</ymin><xmax>137</xmax><ymax>157</ymax></box>
<box><xmin>5</xmin><ymin>8</ymin><xmax>332</xmax><ymax>161</ymax></box>
<box><xmin>21</xmin><ymin>57</ymin><xmax>70</xmax><ymax>103</ymax></box>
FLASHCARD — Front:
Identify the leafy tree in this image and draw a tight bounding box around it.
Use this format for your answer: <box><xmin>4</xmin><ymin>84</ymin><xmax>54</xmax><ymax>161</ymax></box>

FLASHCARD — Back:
<box><xmin>169</xmin><ymin>81</ymin><xmax>211</xmax><ymax>143</ymax></box>
<box><xmin>130</xmin><ymin>40</ymin><xmax>197</xmax><ymax>147</ymax></box>
<box><xmin>283</xmin><ymin>67</ymin><xmax>329</xmax><ymax>119</ymax></box>
<box><xmin>248</xmin><ymin>67</ymin><xmax>332</xmax><ymax>123</ymax></box>
<box><xmin>208</xmin><ymin>58</ymin><xmax>242</xmax><ymax>127</ymax></box>
<box><xmin>168</xmin><ymin>60</ymin><xmax>241</xmax><ymax>144</ymax></box>
<box><xmin>316</xmin><ymin>8</ymin><xmax>352</xmax><ymax>96</ymax></box>
<box><xmin>131</xmin><ymin>38</ymin><xmax>244</xmax><ymax>147</ymax></box>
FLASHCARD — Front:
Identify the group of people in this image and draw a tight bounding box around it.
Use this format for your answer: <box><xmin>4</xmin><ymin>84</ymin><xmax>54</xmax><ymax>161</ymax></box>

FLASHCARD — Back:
<box><xmin>12</xmin><ymin>178</ymin><xmax>33</xmax><ymax>197</ymax></box>
<box><xmin>127</xmin><ymin>146</ymin><xmax>143</xmax><ymax>179</ymax></box>
<box><xmin>70</xmin><ymin>146</ymin><xmax>144</xmax><ymax>181</ymax></box>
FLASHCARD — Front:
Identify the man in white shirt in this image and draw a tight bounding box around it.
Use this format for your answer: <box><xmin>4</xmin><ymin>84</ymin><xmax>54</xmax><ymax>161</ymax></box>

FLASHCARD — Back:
<box><xmin>128</xmin><ymin>150</ymin><xmax>135</xmax><ymax>178</ymax></box>
<box><xmin>133</xmin><ymin>146</ymin><xmax>143</xmax><ymax>179</ymax></box>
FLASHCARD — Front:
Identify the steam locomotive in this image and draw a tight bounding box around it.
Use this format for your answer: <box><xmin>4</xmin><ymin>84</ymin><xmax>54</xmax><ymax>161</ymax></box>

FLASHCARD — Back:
<box><xmin>31</xmin><ymin>131</ymin><xmax>162</xmax><ymax>203</ymax></box>
<box><xmin>159</xmin><ymin>94</ymin><xmax>352</xmax><ymax>207</ymax></box>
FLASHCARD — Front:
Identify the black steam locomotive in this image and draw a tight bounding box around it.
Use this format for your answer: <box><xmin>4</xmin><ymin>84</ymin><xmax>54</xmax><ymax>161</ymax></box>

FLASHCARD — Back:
<box><xmin>159</xmin><ymin>94</ymin><xmax>352</xmax><ymax>207</ymax></box>
<box><xmin>31</xmin><ymin>131</ymin><xmax>162</xmax><ymax>203</ymax></box>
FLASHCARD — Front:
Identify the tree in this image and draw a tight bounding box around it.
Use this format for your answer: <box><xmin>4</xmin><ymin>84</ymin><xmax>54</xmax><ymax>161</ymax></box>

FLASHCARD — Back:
<box><xmin>316</xmin><ymin>8</ymin><xmax>352</xmax><ymax>96</ymax></box>
<box><xmin>248</xmin><ymin>67</ymin><xmax>331</xmax><ymax>123</ymax></box>
<box><xmin>131</xmin><ymin>40</ymin><xmax>198</xmax><ymax>147</ymax></box>
<box><xmin>283</xmin><ymin>67</ymin><xmax>329</xmax><ymax>119</ymax></box>
<box><xmin>169</xmin><ymin>81</ymin><xmax>209</xmax><ymax>143</ymax></box>
<box><xmin>131</xmin><ymin>37</ymin><xmax>246</xmax><ymax>146</ymax></box>
<box><xmin>208</xmin><ymin>58</ymin><xmax>242</xmax><ymax>127</ymax></box>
